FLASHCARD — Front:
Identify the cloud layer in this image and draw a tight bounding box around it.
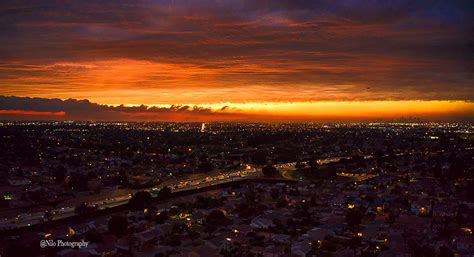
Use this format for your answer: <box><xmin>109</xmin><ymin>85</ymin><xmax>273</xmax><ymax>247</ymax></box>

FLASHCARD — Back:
<box><xmin>0</xmin><ymin>0</ymin><xmax>473</xmax><ymax>105</ymax></box>
<box><xmin>0</xmin><ymin>96</ymin><xmax>240</xmax><ymax>121</ymax></box>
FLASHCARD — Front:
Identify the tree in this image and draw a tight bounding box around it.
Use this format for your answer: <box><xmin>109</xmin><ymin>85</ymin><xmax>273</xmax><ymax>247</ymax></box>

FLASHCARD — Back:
<box><xmin>348</xmin><ymin>236</ymin><xmax>362</xmax><ymax>256</ymax></box>
<box><xmin>154</xmin><ymin>210</ymin><xmax>168</xmax><ymax>224</ymax></box>
<box><xmin>163</xmin><ymin>235</ymin><xmax>182</xmax><ymax>247</ymax></box>
<box><xmin>74</xmin><ymin>202</ymin><xmax>97</xmax><ymax>216</ymax></box>
<box><xmin>85</xmin><ymin>230</ymin><xmax>103</xmax><ymax>243</ymax></box>
<box><xmin>251</xmin><ymin>149</ymin><xmax>268</xmax><ymax>165</ymax></box>
<box><xmin>108</xmin><ymin>215</ymin><xmax>128</xmax><ymax>237</ymax></box>
<box><xmin>52</xmin><ymin>165</ymin><xmax>67</xmax><ymax>183</ymax></box>
<box><xmin>68</xmin><ymin>173</ymin><xmax>89</xmax><ymax>191</ymax></box>
<box><xmin>366</xmin><ymin>212</ymin><xmax>376</xmax><ymax>220</ymax></box>
<box><xmin>206</xmin><ymin>209</ymin><xmax>231</xmax><ymax>227</ymax></box>
<box><xmin>187</xmin><ymin>231</ymin><xmax>200</xmax><ymax>242</ymax></box>
<box><xmin>387</xmin><ymin>208</ymin><xmax>400</xmax><ymax>224</ymax></box>
<box><xmin>352</xmin><ymin>155</ymin><xmax>365</xmax><ymax>165</ymax></box>
<box><xmin>129</xmin><ymin>191</ymin><xmax>153</xmax><ymax>209</ymax></box>
<box><xmin>157</xmin><ymin>186</ymin><xmax>172</xmax><ymax>200</ymax></box>
<box><xmin>171</xmin><ymin>223</ymin><xmax>187</xmax><ymax>234</ymax></box>
<box><xmin>439</xmin><ymin>245</ymin><xmax>454</xmax><ymax>257</ymax></box>
<box><xmin>0</xmin><ymin>196</ymin><xmax>9</xmax><ymax>208</ymax></box>
<box><xmin>197</xmin><ymin>160</ymin><xmax>213</xmax><ymax>172</ymax></box>
<box><xmin>346</xmin><ymin>209</ymin><xmax>364</xmax><ymax>227</ymax></box>
<box><xmin>234</xmin><ymin>202</ymin><xmax>254</xmax><ymax>218</ymax></box>
<box><xmin>271</xmin><ymin>188</ymin><xmax>280</xmax><ymax>199</ymax></box>
<box><xmin>308</xmin><ymin>159</ymin><xmax>319</xmax><ymax>171</ymax></box>
<box><xmin>295</xmin><ymin>161</ymin><xmax>306</xmax><ymax>170</ymax></box>
<box><xmin>310</xmin><ymin>165</ymin><xmax>337</xmax><ymax>179</ymax></box>
<box><xmin>262</xmin><ymin>165</ymin><xmax>278</xmax><ymax>177</ymax></box>
<box><xmin>4</xmin><ymin>243</ymin><xmax>38</xmax><ymax>257</ymax></box>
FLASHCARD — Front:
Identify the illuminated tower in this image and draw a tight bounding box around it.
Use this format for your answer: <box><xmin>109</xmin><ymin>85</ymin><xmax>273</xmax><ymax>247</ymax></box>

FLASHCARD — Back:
<box><xmin>200</xmin><ymin>123</ymin><xmax>206</xmax><ymax>133</ymax></box>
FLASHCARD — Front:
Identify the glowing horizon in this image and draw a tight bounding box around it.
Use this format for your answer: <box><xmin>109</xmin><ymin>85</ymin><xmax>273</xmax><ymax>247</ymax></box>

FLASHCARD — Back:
<box><xmin>114</xmin><ymin>100</ymin><xmax>473</xmax><ymax>117</ymax></box>
<box><xmin>0</xmin><ymin>96</ymin><xmax>472</xmax><ymax>122</ymax></box>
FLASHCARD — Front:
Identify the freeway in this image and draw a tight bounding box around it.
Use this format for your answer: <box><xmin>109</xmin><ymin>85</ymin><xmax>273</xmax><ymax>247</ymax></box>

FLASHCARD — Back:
<box><xmin>0</xmin><ymin>166</ymin><xmax>259</xmax><ymax>230</ymax></box>
<box><xmin>275</xmin><ymin>156</ymin><xmax>355</xmax><ymax>180</ymax></box>
<box><xmin>1</xmin><ymin>149</ymin><xmax>467</xmax><ymax>230</ymax></box>
<box><xmin>0</xmin><ymin>155</ymin><xmax>385</xmax><ymax>230</ymax></box>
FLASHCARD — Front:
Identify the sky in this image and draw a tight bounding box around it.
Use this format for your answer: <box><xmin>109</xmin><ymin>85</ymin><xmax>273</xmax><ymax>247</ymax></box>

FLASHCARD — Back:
<box><xmin>0</xmin><ymin>0</ymin><xmax>473</xmax><ymax>122</ymax></box>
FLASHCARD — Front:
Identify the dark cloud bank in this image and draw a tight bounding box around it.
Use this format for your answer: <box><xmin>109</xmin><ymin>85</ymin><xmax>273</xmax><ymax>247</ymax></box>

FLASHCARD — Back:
<box><xmin>0</xmin><ymin>96</ymin><xmax>237</xmax><ymax>121</ymax></box>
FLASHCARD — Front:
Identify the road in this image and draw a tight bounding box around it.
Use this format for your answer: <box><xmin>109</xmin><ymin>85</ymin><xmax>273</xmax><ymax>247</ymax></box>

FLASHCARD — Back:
<box><xmin>275</xmin><ymin>156</ymin><xmax>357</xmax><ymax>180</ymax></box>
<box><xmin>1</xmin><ymin>148</ymin><xmax>468</xmax><ymax>230</ymax></box>
<box><xmin>0</xmin><ymin>152</ymin><xmax>415</xmax><ymax>230</ymax></box>
<box><xmin>0</xmin><ymin>166</ymin><xmax>259</xmax><ymax>230</ymax></box>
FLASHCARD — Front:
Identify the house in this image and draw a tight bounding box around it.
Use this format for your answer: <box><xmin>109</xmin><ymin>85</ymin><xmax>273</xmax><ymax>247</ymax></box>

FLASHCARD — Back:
<box><xmin>410</xmin><ymin>200</ymin><xmax>431</xmax><ymax>216</ymax></box>
<box><xmin>8</xmin><ymin>178</ymin><xmax>31</xmax><ymax>186</ymax></box>
<box><xmin>205</xmin><ymin>236</ymin><xmax>233</xmax><ymax>251</ymax></box>
<box><xmin>251</xmin><ymin>216</ymin><xmax>274</xmax><ymax>229</ymax></box>
<box><xmin>135</xmin><ymin>227</ymin><xmax>160</xmax><ymax>247</ymax></box>
<box><xmin>304</xmin><ymin>227</ymin><xmax>334</xmax><ymax>241</ymax></box>
<box><xmin>333</xmin><ymin>248</ymin><xmax>355</xmax><ymax>257</ymax></box>
<box><xmin>456</xmin><ymin>236</ymin><xmax>474</xmax><ymax>253</ymax></box>
<box><xmin>263</xmin><ymin>244</ymin><xmax>286</xmax><ymax>257</ymax></box>
<box><xmin>271</xmin><ymin>233</ymin><xmax>291</xmax><ymax>243</ymax></box>
<box><xmin>56</xmin><ymin>248</ymin><xmax>90</xmax><ymax>257</ymax></box>
<box><xmin>172</xmin><ymin>244</ymin><xmax>221</xmax><ymax>257</ymax></box>
<box><xmin>432</xmin><ymin>204</ymin><xmax>454</xmax><ymax>217</ymax></box>
<box><xmin>291</xmin><ymin>240</ymin><xmax>312</xmax><ymax>257</ymax></box>
<box><xmin>250</xmin><ymin>246</ymin><xmax>265</xmax><ymax>256</ymax></box>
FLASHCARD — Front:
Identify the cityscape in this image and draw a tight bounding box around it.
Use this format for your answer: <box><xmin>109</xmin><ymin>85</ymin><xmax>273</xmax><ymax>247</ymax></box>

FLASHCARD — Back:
<box><xmin>0</xmin><ymin>122</ymin><xmax>472</xmax><ymax>257</ymax></box>
<box><xmin>0</xmin><ymin>0</ymin><xmax>473</xmax><ymax>257</ymax></box>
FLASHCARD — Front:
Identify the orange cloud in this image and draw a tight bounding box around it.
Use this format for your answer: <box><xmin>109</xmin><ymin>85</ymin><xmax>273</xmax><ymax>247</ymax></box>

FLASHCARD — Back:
<box><xmin>0</xmin><ymin>0</ymin><xmax>472</xmax><ymax>116</ymax></box>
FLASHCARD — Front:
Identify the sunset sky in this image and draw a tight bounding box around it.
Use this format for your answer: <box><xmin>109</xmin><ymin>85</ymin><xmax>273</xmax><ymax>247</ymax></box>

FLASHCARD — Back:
<box><xmin>0</xmin><ymin>0</ymin><xmax>473</xmax><ymax>121</ymax></box>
